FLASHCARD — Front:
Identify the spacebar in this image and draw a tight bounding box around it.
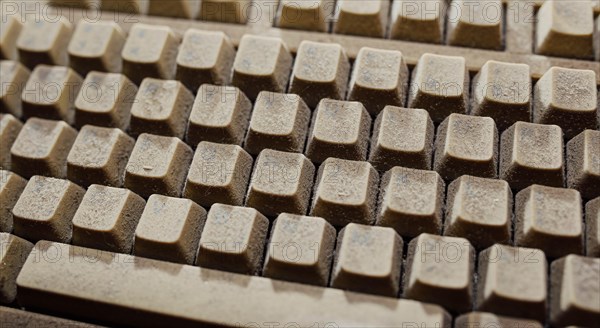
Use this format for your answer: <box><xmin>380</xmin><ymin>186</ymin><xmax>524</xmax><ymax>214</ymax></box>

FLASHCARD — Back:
<box><xmin>17</xmin><ymin>241</ymin><xmax>450</xmax><ymax>328</ymax></box>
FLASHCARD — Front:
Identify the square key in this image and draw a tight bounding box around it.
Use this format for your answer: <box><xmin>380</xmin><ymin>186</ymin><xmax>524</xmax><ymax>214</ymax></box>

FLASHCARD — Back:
<box><xmin>477</xmin><ymin>244</ymin><xmax>548</xmax><ymax>321</ymax></box>
<box><xmin>186</xmin><ymin>84</ymin><xmax>252</xmax><ymax>146</ymax></box>
<box><xmin>347</xmin><ymin>47</ymin><xmax>409</xmax><ymax>116</ymax></box>
<box><xmin>148</xmin><ymin>0</ymin><xmax>200</xmax><ymax>19</ymax></box>
<box><xmin>0</xmin><ymin>170</ymin><xmax>27</xmax><ymax>232</ymax></box>
<box><xmin>515</xmin><ymin>185</ymin><xmax>583</xmax><ymax>258</ymax></box>
<box><xmin>246</xmin><ymin>149</ymin><xmax>315</xmax><ymax>217</ymax></box>
<box><xmin>12</xmin><ymin>175</ymin><xmax>85</xmax><ymax>243</ymax></box>
<box><xmin>305</xmin><ymin>99</ymin><xmax>371</xmax><ymax>163</ymax></box>
<box><xmin>446</xmin><ymin>0</ymin><xmax>503</xmax><ymax>50</ymax></box>
<box><xmin>0</xmin><ymin>114</ymin><xmax>22</xmax><ymax>169</ymax></box>
<box><xmin>183</xmin><ymin>141</ymin><xmax>253</xmax><ymax>208</ymax></box>
<box><xmin>68</xmin><ymin>20</ymin><xmax>126</xmax><ymax>75</ymax></box>
<box><xmin>533</xmin><ymin>67</ymin><xmax>598</xmax><ymax>139</ymax></box>
<box><xmin>16</xmin><ymin>18</ymin><xmax>73</xmax><ymax>68</ymax></box>
<box><xmin>311</xmin><ymin>158</ymin><xmax>379</xmax><ymax>227</ymax></box>
<box><xmin>500</xmin><ymin>122</ymin><xmax>564</xmax><ymax>190</ymax></box>
<box><xmin>369</xmin><ymin>106</ymin><xmax>434</xmax><ymax>172</ymax></box>
<box><xmin>390</xmin><ymin>0</ymin><xmax>446</xmax><ymax>43</ymax></box>
<box><xmin>21</xmin><ymin>65</ymin><xmax>82</xmax><ymax>124</ymax></box>
<box><xmin>67</xmin><ymin>125</ymin><xmax>135</xmax><ymax>187</ymax></box>
<box><xmin>289</xmin><ymin>41</ymin><xmax>350</xmax><ymax>108</ymax></box>
<box><xmin>403</xmin><ymin>233</ymin><xmax>475</xmax><ymax>313</ymax></box>
<box><xmin>176</xmin><ymin>29</ymin><xmax>236</xmax><ymax>92</ymax></box>
<box><xmin>0</xmin><ymin>15</ymin><xmax>22</xmax><ymax>60</ymax></box>
<box><xmin>587</xmin><ymin>198</ymin><xmax>600</xmax><ymax>257</ymax></box>
<box><xmin>263</xmin><ymin>213</ymin><xmax>336</xmax><ymax>286</ymax></box>
<box><xmin>125</xmin><ymin>133</ymin><xmax>193</xmax><ymax>198</ymax></box>
<box><xmin>444</xmin><ymin>176</ymin><xmax>512</xmax><ymax>250</ymax></box>
<box><xmin>134</xmin><ymin>194</ymin><xmax>206</xmax><ymax>264</ymax></box>
<box><xmin>232</xmin><ymin>35</ymin><xmax>293</xmax><ymax>101</ymax></box>
<box><xmin>0</xmin><ymin>233</ymin><xmax>33</xmax><ymax>304</ymax></box>
<box><xmin>0</xmin><ymin>60</ymin><xmax>30</xmax><ymax>117</ymax></box>
<box><xmin>567</xmin><ymin>130</ymin><xmax>600</xmax><ymax>199</ymax></box>
<box><xmin>11</xmin><ymin>118</ymin><xmax>77</xmax><ymax>179</ymax></box>
<box><xmin>333</xmin><ymin>0</ymin><xmax>389</xmax><ymax>38</ymax></box>
<box><xmin>72</xmin><ymin>185</ymin><xmax>145</xmax><ymax>254</ymax></box>
<box><xmin>200</xmin><ymin>0</ymin><xmax>251</xmax><ymax>24</ymax></box>
<box><xmin>130</xmin><ymin>78</ymin><xmax>194</xmax><ymax>139</ymax></box>
<box><xmin>377</xmin><ymin>167</ymin><xmax>445</xmax><ymax>238</ymax></box>
<box><xmin>434</xmin><ymin>114</ymin><xmax>498</xmax><ymax>180</ymax></box>
<box><xmin>74</xmin><ymin>71</ymin><xmax>138</xmax><ymax>130</ymax></box>
<box><xmin>455</xmin><ymin>312</ymin><xmax>543</xmax><ymax>328</ymax></box>
<box><xmin>408</xmin><ymin>53</ymin><xmax>469</xmax><ymax>123</ymax></box>
<box><xmin>196</xmin><ymin>204</ymin><xmax>269</xmax><ymax>274</ymax></box>
<box><xmin>244</xmin><ymin>91</ymin><xmax>311</xmax><ymax>155</ymax></box>
<box><xmin>331</xmin><ymin>224</ymin><xmax>403</xmax><ymax>297</ymax></box>
<box><xmin>277</xmin><ymin>0</ymin><xmax>333</xmax><ymax>32</ymax></box>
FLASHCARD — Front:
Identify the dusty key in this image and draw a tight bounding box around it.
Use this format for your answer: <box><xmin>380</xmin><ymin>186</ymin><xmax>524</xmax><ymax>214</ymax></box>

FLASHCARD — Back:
<box><xmin>130</xmin><ymin>78</ymin><xmax>194</xmax><ymax>139</ymax></box>
<box><xmin>389</xmin><ymin>0</ymin><xmax>446</xmax><ymax>43</ymax></box>
<box><xmin>232</xmin><ymin>35</ymin><xmax>293</xmax><ymax>101</ymax></box>
<box><xmin>186</xmin><ymin>84</ymin><xmax>252</xmax><ymax>146</ymax></box>
<box><xmin>176</xmin><ymin>29</ymin><xmax>236</xmax><ymax>92</ymax></box>
<box><xmin>68</xmin><ymin>20</ymin><xmax>126</xmax><ymax>75</ymax></box>
<box><xmin>196</xmin><ymin>204</ymin><xmax>269</xmax><ymax>274</ymax></box>
<box><xmin>0</xmin><ymin>15</ymin><xmax>22</xmax><ymax>60</ymax></box>
<box><xmin>200</xmin><ymin>0</ymin><xmax>251</xmax><ymax>24</ymax></box>
<box><xmin>72</xmin><ymin>185</ymin><xmax>145</xmax><ymax>254</ymax></box>
<box><xmin>377</xmin><ymin>167</ymin><xmax>445</xmax><ymax>237</ymax></box>
<box><xmin>263</xmin><ymin>213</ymin><xmax>336</xmax><ymax>286</ymax></box>
<box><xmin>67</xmin><ymin>125</ymin><xmax>135</xmax><ymax>187</ymax></box>
<box><xmin>567</xmin><ymin>130</ymin><xmax>600</xmax><ymax>200</ymax></box>
<box><xmin>0</xmin><ymin>307</ymin><xmax>100</xmax><ymax>327</ymax></box>
<box><xmin>0</xmin><ymin>170</ymin><xmax>26</xmax><ymax>232</ymax></box>
<box><xmin>289</xmin><ymin>41</ymin><xmax>350</xmax><ymax>108</ymax></box>
<box><xmin>311</xmin><ymin>158</ymin><xmax>379</xmax><ymax>227</ymax></box>
<box><xmin>246</xmin><ymin>149</ymin><xmax>315</xmax><ymax>217</ymax></box>
<box><xmin>101</xmin><ymin>0</ymin><xmax>148</xmax><ymax>13</ymax></box>
<box><xmin>550</xmin><ymin>255</ymin><xmax>600</xmax><ymax>327</ymax></box>
<box><xmin>277</xmin><ymin>0</ymin><xmax>333</xmax><ymax>32</ymax></box>
<box><xmin>347</xmin><ymin>48</ymin><xmax>409</xmax><ymax>115</ymax></box>
<box><xmin>331</xmin><ymin>224</ymin><xmax>403</xmax><ymax>297</ymax></box>
<box><xmin>333</xmin><ymin>0</ymin><xmax>389</xmax><ymax>37</ymax></box>
<box><xmin>455</xmin><ymin>312</ymin><xmax>543</xmax><ymax>328</ymax></box>
<box><xmin>12</xmin><ymin>175</ymin><xmax>85</xmax><ymax>242</ymax></box>
<box><xmin>587</xmin><ymin>198</ymin><xmax>600</xmax><ymax>257</ymax></box>
<box><xmin>476</xmin><ymin>244</ymin><xmax>548</xmax><ymax>321</ymax></box>
<box><xmin>122</xmin><ymin>24</ymin><xmax>180</xmax><ymax>84</ymax></box>
<box><xmin>515</xmin><ymin>185</ymin><xmax>583</xmax><ymax>258</ymax></box>
<box><xmin>0</xmin><ymin>61</ymin><xmax>30</xmax><ymax>117</ymax></box>
<box><xmin>0</xmin><ymin>233</ymin><xmax>33</xmax><ymax>304</ymax></box>
<box><xmin>17</xmin><ymin>18</ymin><xmax>73</xmax><ymax>68</ymax></box>
<box><xmin>408</xmin><ymin>53</ymin><xmax>469</xmax><ymax>123</ymax></box>
<box><xmin>446</xmin><ymin>0</ymin><xmax>503</xmax><ymax>50</ymax></box>
<box><xmin>0</xmin><ymin>114</ymin><xmax>22</xmax><ymax>169</ymax></box>
<box><xmin>125</xmin><ymin>133</ymin><xmax>193</xmax><ymax>198</ymax></box>
<box><xmin>148</xmin><ymin>0</ymin><xmax>199</xmax><ymax>19</ymax></box>
<box><xmin>10</xmin><ymin>118</ymin><xmax>77</xmax><ymax>179</ymax></box>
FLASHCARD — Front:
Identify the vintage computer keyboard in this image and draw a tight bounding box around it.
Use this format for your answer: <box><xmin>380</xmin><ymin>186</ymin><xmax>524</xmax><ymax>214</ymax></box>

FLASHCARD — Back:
<box><xmin>0</xmin><ymin>0</ymin><xmax>599</xmax><ymax>326</ymax></box>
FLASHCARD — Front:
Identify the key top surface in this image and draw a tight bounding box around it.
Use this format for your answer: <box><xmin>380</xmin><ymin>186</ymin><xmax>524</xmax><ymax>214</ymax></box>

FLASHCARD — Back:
<box><xmin>587</xmin><ymin>197</ymin><xmax>600</xmax><ymax>257</ymax></box>
<box><xmin>0</xmin><ymin>170</ymin><xmax>26</xmax><ymax>232</ymax></box>
<box><xmin>333</xmin><ymin>0</ymin><xmax>389</xmax><ymax>38</ymax></box>
<box><xmin>200</xmin><ymin>0</ymin><xmax>251</xmax><ymax>24</ymax></box>
<box><xmin>277</xmin><ymin>0</ymin><xmax>333</xmax><ymax>32</ymax></box>
<box><xmin>0</xmin><ymin>60</ymin><xmax>30</xmax><ymax>117</ymax></box>
<box><xmin>0</xmin><ymin>306</ymin><xmax>100</xmax><ymax>327</ymax></box>
<box><xmin>68</xmin><ymin>20</ymin><xmax>126</xmax><ymax>75</ymax></box>
<box><xmin>567</xmin><ymin>130</ymin><xmax>600</xmax><ymax>200</ymax></box>
<box><xmin>148</xmin><ymin>0</ymin><xmax>199</xmax><ymax>19</ymax></box>
<box><xmin>0</xmin><ymin>114</ymin><xmax>23</xmax><ymax>169</ymax></box>
<box><xmin>446</xmin><ymin>0</ymin><xmax>503</xmax><ymax>50</ymax></box>
<box><xmin>0</xmin><ymin>15</ymin><xmax>22</xmax><ymax>60</ymax></box>
<box><xmin>16</xmin><ymin>18</ymin><xmax>73</xmax><ymax>68</ymax></box>
<box><xmin>390</xmin><ymin>0</ymin><xmax>446</xmax><ymax>43</ymax></box>
<box><xmin>455</xmin><ymin>312</ymin><xmax>543</xmax><ymax>328</ymax></box>
<box><xmin>0</xmin><ymin>233</ymin><xmax>33</xmax><ymax>304</ymax></box>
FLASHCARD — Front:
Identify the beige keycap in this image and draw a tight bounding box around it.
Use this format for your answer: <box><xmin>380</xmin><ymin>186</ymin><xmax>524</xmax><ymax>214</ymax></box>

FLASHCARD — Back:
<box><xmin>244</xmin><ymin>91</ymin><xmax>310</xmax><ymax>155</ymax></box>
<box><xmin>122</xmin><ymin>24</ymin><xmax>180</xmax><ymax>84</ymax></box>
<box><xmin>186</xmin><ymin>84</ymin><xmax>252</xmax><ymax>146</ymax></box>
<box><xmin>331</xmin><ymin>224</ymin><xmax>402</xmax><ymax>297</ymax></box>
<box><xmin>533</xmin><ymin>67</ymin><xmax>598</xmax><ymax>139</ymax></box>
<box><xmin>0</xmin><ymin>307</ymin><xmax>100</xmax><ymax>327</ymax></box>
<box><xmin>403</xmin><ymin>233</ymin><xmax>475</xmax><ymax>313</ymax></box>
<box><xmin>500</xmin><ymin>122</ymin><xmax>565</xmax><ymax>190</ymax></box>
<box><xmin>377</xmin><ymin>167</ymin><xmax>445</xmax><ymax>237</ymax></box>
<box><xmin>16</xmin><ymin>18</ymin><xmax>73</xmax><ymax>68</ymax></box>
<box><xmin>67</xmin><ymin>125</ymin><xmax>135</xmax><ymax>187</ymax></box>
<box><xmin>74</xmin><ymin>71</ymin><xmax>138</xmax><ymax>130</ymax></box>
<box><xmin>246</xmin><ymin>149</ymin><xmax>315</xmax><ymax>217</ymax></box>
<box><xmin>311</xmin><ymin>158</ymin><xmax>379</xmax><ymax>227</ymax></box>
<box><xmin>125</xmin><ymin>134</ymin><xmax>193</xmax><ymax>198</ymax></box>
<box><xmin>476</xmin><ymin>244</ymin><xmax>548</xmax><ymax>321</ymax></box>
<box><xmin>0</xmin><ymin>60</ymin><xmax>30</xmax><ymax>117</ymax></box>
<box><xmin>515</xmin><ymin>185</ymin><xmax>583</xmax><ymax>258</ymax></box>
<box><xmin>0</xmin><ymin>233</ymin><xmax>33</xmax><ymax>304</ymax></box>
<box><xmin>587</xmin><ymin>198</ymin><xmax>600</xmax><ymax>257</ymax></box>
<box><xmin>455</xmin><ymin>312</ymin><xmax>543</xmax><ymax>328</ymax></box>
<box><xmin>536</xmin><ymin>0</ymin><xmax>595</xmax><ymax>59</ymax></box>
<box><xmin>0</xmin><ymin>15</ymin><xmax>22</xmax><ymax>60</ymax></box>
<box><xmin>550</xmin><ymin>255</ymin><xmax>600</xmax><ymax>327</ymax></box>
<box><xmin>263</xmin><ymin>213</ymin><xmax>336</xmax><ymax>286</ymax></box>
<box><xmin>101</xmin><ymin>0</ymin><xmax>148</xmax><ymax>13</ymax></box>
<box><xmin>289</xmin><ymin>41</ymin><xmax>350</xmax><ymax>108</ymax></box>
<box><xmin>232</xmin><ymin>35</ymin><xmax>293</xmax><ymax>101</ymax></box>
<box><xmin>135</xmin><ymin>194</ymin><xmax>206</xmax><ymax>264</ymax></box>
<box><xmin>369</xmin><ymin>106</ymin><xmax>434</xmax><ymax>172</ymax></box>
<box><xmin>196</xmin><ymin>204</ymin><xmax>268</xmax><ymax>274</ymax></box>
<box><xmin>305</xmin><ymin>99</ymin><xmax>371</xmax><ymax>163</ymax></box>
<box><xmin>434</xmin><ymin>114</ymin><xmax>498</xmax><ymax>180</ymax></box>
<box><xmin>12</xmin><ymin>175</ymin><xmax>85</xmax><ymax>242</ymax></box>
<box><xmin>68</xmin><ymin>20</ymin><xmax>126</xmax><ymax>75</ymax></box>
<box><xmin>148</xmin><ymin>0</ymin><xmax>199</xmax><ymax>19</ymax></box>
<box><xmin>0</xmin><ymin>114</ymin><xmax>22</xmax><ymax>169</ymax></box>
<box><xmin>471</xmin><ymin>60</ymin><xmax>531</xmax><ymax>131</ymax></box>
<box><xmin>200</xmin><ymin>0</ymin><xmax>251</xmax><ymax>24</ymax></box>
<box><xmin>130</xmin><ymin>78</ymin><xmax>194</xmax><ymax>139</ymax></box>
<box><xmin>389</xmin><ymin>0</ymin><xmax>446</xmax><ymax>43</ymax></box>
<box><xmin>333</xmin><ymin>0</ymin><xmax>389</xmax><ymax>37</ymax></box>
<box><xmin>183</xmin><ymin>141</ymin><xmax>253</xmax><ymax>208</ymax></box>
<box><xmin>176</xmin><ymin>29</ymin><xmax>235</xmax><ymax>92</ymax></box>
<box><xmin>21</xmin><ymin>65</ymin><xmax>82</xmax><ymax>124</ymax></box>
<box><xmin>567</xmin><ymin>130</ymin><xmax>600</xmax><ymax>200</ymax></box>
<box><xmin>347</xmin><ymin>48</ymin><xmax>408</xmax><ymax>115</ymax></box>
<box><xmin>72</xmin><ymin>185</ymin><xmax>145</xmax><ymax>254</ymax></box>
<box><xmin>10</xmin><ymin>118</ymin><xmax>77</xmax><ymax>179</ymax></box>
<box><xmin>277</xmin><ymin>0</ymin><xmax>333</xmax><ymax>32</ymax></box>
<box><xmin>446</xmin><ymin>0</ymin><xmax>503</xmax><ymax>50</ymax></box>
<box><xmin>408</xmin><ymin>53</ymin><xmax>469</xmax><ymax>123</ymax></box>
<box><xmin>0</xmin><ymin>170</ymin><xmax>26</xmax><ymax>232</ymax></box>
